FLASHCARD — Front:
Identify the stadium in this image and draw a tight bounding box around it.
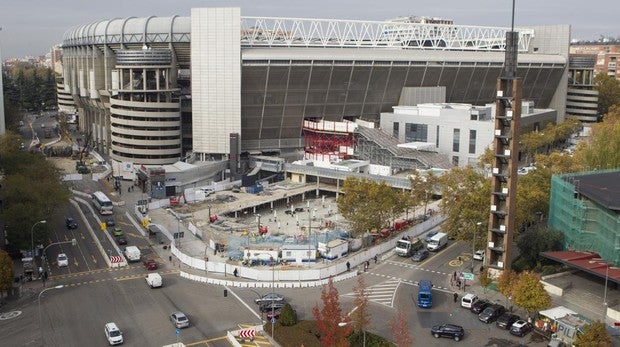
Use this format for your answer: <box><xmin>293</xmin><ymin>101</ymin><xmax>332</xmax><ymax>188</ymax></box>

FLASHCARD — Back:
<box><xmin>60</xmin><ymin>7</ymin><xmax>569</xmax><ymax>166</ymax></box>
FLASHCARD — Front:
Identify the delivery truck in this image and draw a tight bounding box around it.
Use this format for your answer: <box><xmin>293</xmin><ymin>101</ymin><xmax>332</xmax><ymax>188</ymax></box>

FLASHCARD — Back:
<box><xmin>124</xmin><ymin>246</ymin><xmax>141</xmax><ymax>262</ymax></box>
<box><xmin>395</xmin><ymin>236</ymin><xmax>424</xmax><ymax>257</ymax></box>
<box><xmin>426</xmin><ymin>232</ymin><xmax>448</xmax><ymax>252</ymax></box>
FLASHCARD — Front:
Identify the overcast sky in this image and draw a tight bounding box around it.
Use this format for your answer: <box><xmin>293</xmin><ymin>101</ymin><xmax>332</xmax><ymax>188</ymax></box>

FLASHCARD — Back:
<box><xmin>0</xmin><ymin>0</ymin><xmax>617</xmax><ymax>58</ymax></box>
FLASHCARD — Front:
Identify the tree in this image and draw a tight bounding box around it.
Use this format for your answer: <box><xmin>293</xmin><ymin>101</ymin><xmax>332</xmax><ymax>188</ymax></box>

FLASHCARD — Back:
<box><xmin>337</xmin><ymin>177</ymin><xmax>402</xmax><ymax>236</ymax></box>
<box><xmin>573</xmin><ymin>320</ymin><xmax>612</xmax><ymax>347</ymax></box>
<box><xmin>573</xmin><ymin>105</ymin><xmax>620</xmax><ymax>171</ymax></box>
<box><xmin>516</xmin><ymin>226</ymin><xmax>564</xmax><ymax>269</ymax></box>
<box><xmin>0</xmin><ymin>250</ymin><xmax>14</xmax><ymax>294</ymax></box>
<box><xmin>389</xmin><ymin>308</ymin><xmax>413</xmax><ymax>347</ymax></box>
<box><xmin>437</xmin><ymin>165</ymin><xmax>490</xmax><ymax>240</ymax></box>
<box><xmin>407</xmin><ymin>170</ymin><xmax>439</xmax><ymax>216</ymax></box>
<box><xmin>312</xmin><ymin>277</ymin><xmax>351</xmax><ymax>347</ymax></box>
<box><xmin>350</xmin><ymin>275</ymin><xmax>370</xmax><ymax>344</ymax></box>
<box><xmin>479</xmin><ymin>268</ymin><xmax>493</xmax><ymax>291</ymax></box>
<box><xmin>279</xmin><ymin>302</ymin><xmax>298</xmax><ymax>326</ymax></box>
<box><xmin>496</xmin><ymin>270</ymin><xmax>519</xmax><ymax>299</ymax></box>
<box><xmin>594</xmin><ymin>73</ymin><xmax>620</xmax><ymax>117</ymax></box>
<box><xmin>511</xmin><ymin>271</ymin><xmax>552</xmax><ymax>316</ymax></box>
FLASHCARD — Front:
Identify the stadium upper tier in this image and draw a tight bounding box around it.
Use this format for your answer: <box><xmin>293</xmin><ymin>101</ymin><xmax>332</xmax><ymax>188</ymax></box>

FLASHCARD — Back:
<box><xmin>62</xmin><ymin>16</ymin><xmax>533</xmax><ymax>52</ymax></box>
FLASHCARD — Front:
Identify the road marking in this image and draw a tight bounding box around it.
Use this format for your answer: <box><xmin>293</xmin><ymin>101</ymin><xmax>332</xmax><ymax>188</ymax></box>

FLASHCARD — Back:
<box><xmin>343</xmin><ymin>278</ymin><xmax>401</xmax><ymax>307</ymax></box>
<box><xmin>185</xmin><ymin>336</ymin><xmax>228</xmax><ymax>346</ymax></box>
<box><xmin>0</xmin><ymin>311</ymin><xmax>22</xmax><ymax>320</ymax></box>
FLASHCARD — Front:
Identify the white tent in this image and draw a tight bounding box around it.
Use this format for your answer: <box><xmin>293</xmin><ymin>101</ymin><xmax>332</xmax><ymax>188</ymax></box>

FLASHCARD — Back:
<box><xmin>539</xmin><ymin>306</ymin><xmax>577</xmax><ymax>320</ymax></box>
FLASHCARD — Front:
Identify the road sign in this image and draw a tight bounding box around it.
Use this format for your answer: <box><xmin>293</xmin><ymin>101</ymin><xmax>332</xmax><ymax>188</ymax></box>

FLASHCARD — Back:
<box><xmin>176</xmin><ymin>329</ymin><xmax>180</xmax><ymax>335</ymax></box>
<box><xmin>463</xmin><ymin>272</ymin><xmax>474</xmax><ymax>280</ymax></box>
<box><xmin>271</xmin><ymin>317</ymin><xmax>277</xmax><ymax>324</ymax></box>
<box><xmin>239</xmin><ymin>329</ymin><xmax>255</xmax><ymax>338</ymax></box>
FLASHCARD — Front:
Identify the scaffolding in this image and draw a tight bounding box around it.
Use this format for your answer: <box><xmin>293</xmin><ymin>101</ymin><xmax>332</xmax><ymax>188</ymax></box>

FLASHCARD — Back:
<box><xmin>302</xmin><ymin>120</ymin><xmax>357</xmax><ymax>163</ymax></box>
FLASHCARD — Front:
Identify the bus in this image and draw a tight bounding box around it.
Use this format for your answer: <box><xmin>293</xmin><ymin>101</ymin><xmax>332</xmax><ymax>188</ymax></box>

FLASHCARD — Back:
<box><xmin>92</xmin><ymin>191</ymin><xmax>113</xmax><ymax>215</ymax></box>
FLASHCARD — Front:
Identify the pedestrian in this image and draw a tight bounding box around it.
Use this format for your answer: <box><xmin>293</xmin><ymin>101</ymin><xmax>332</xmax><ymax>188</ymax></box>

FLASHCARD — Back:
<box><xmin>453</xmin><ymin>271</ymin><xmax>457</xmax><ymax>280</ymax></box>
<box><xmin>346</xmin><ymin>261</ymin><xmax>351</xmax><ymax>272</ymax></box>
<box><xmin>365</xmin><ymin>260</ymin><xmax>370</xmax><ymax>271</ymax></box>
<box><xmin>233</xmin><ymin>268</ymin><xmax>239</xmax><ymax>277</ymax></box>
<box><xmin>453</xmin><ymin>292</ymin><xmax>458</xmax><ymax>303</ymax></box>
<box><xmin>374</xmin><ymin>255</ymin><xmax>378</xmax><ymax>264</ymax></box>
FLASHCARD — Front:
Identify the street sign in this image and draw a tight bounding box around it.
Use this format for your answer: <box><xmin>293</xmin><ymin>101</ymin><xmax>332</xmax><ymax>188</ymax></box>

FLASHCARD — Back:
<box><xmin>271</xmin><ymin>317</ymin><xmax>277</xmax><ymax>324</ymax></box>
<box><xmin>175</xmin><ymin>329</ymin><xmax>180</xmax><ymax>335</ymax></box>
<box><xmin>463</xmin><ymin>272</ymin><xmax>474</xmax><ymax>280</ymax></box>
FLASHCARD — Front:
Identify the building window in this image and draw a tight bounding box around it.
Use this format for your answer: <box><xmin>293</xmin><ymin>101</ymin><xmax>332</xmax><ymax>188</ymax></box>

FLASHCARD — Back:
<box><xmin>469</xmin><ymin>130</ymin><xmax>477</xmax><ymax>154</ymax></box>
<box><xmin>452</xmin><ymin>156</ymin><xmax>459</xmax><ymax>166</ymax></box>
<box><xmin>453</xmin><ymin>128</ymin><xmax>460</xmax><ymax>152</ymax></box>
<box><xmin>405</xmin><ymin>123</ymin><xmax>428</xmax><ymax>142</ymax></box>
<box><xmin>393</xmin><ymin>122</ymin><xmax>399</xmax><ymax>139</ymax></box>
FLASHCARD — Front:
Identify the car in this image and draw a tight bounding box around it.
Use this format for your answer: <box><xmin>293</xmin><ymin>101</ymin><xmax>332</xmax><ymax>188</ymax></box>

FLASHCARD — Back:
<box><xmin>112</xmin><ymin>227</ymin><xmax>123</xmax><ymax>236</ymax></box>
<box><xmin>104</xmin><ymin>322</ymin><xmax>123</xmax><ymax>345</ymax></box>
<box><xmin>106</xmin><ymin>218</ymin><xmax>116</xmax><ymax>227</ymax></box>
<box><xmin>430</xmin><ymin>324</ymin><xmax>465</xmax><ymax>341</ymax></box>
<box><xmin>259</xmin><ymin>301</ymin><xmax>287</xmax><ymax>313</ymax></box>
<box><xmin>143</xmin><ymin>258</ymin><xmax>158</xmax><ymax>270</ymax></box>
<box><xmin>478</xmin><ymin>304</ymin><xmax>506</xmax><ymax>323</ymax></box>
<box><xmin>461</xmin><ymin>293</ymin><xmax>478</xmax><ymax>309</ymax></box>
<box><xmin>267</xmin><ymin>309</ymin><xmax>282</xmax><ymax>320</ymax></box>
<box><xmin>41</xmin><ymin>123</ymin><xmax>45</xmax><ymax>128</ymax></box>
<box><xmin>473</xmin><ymin>250</ymin><xmax>485</xmax><ymax>261</ymax></box>
<box><xmin>411</xmin><ymin>249</ymin><xmax>430</xmax><ymax>262</ymax></box>
<box><xmin>170</xmin><ymin>312</ymin><xmax>190</xmax><ymax>329</ymax></box>
<box><xmin>65</xmin><ymin>217</ymin><xmax>78</xmax><ymax>229</ymax></box>
<box><xmin>254</xmin><ymin>292</ymin><xmax>285</xmax><ymax>304</ymax></box>
<box><xmin>509</xmin><ymin>320</ymin><xmax>532</xmax><ymax>337</ymax></box>
<box><xmin>424</xmin><ymin>230</ymin><xmax>439</xmax><ymax>243</ymax></box>
<box><xmin>115</xmin><ymin>234</ymin><xmax>127</xmax><ymax>245</ymax></box>
<box><xmin>57</xmin><ymin>253</ymin><xmax>69</xmax><ymax>267</ymax></box>
<box><xmin>470</xmin><ymin>299</ymin><xmax>491</xmax><ymax>314</ymax></box>
<box><xmin>496</xmin><ymin>313</ymin><xmax>520</xmax><ymax>329</ymax></box>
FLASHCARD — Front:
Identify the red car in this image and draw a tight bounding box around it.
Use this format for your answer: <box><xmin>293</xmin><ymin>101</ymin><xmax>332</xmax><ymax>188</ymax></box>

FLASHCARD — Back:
<box><xmin>143</xmin><ymin>259</ymin><xmax>158</xmax><ymax>270</ymax></box>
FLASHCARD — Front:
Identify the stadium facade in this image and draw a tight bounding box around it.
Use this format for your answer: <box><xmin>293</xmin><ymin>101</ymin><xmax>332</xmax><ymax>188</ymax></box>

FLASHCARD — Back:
<box><xmin>60</xmin><ymin>7</ymin><xmax>570</xmax><ymax>165</ymax></box>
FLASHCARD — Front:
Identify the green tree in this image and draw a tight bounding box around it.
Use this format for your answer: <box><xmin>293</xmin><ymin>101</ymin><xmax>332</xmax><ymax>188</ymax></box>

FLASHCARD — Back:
<box><xmin>350</xmin><ymin>274</ymin><xmax>370</xmax><ymax>344</ymax></box>
<box><xmin>573</xmin><ymin>320</ymin><xmax>612</xmax><ymax>347</ymax></box>
<box><xmin>573</xmin><ymin>105</ymin><xmax>620</xmax><ymax>170</ymax></box>
<box><xmin>0</xmin><ymin>250</ymin><xmax>14</xmax><ymax>294</ymax></box>
<box><xmin>278</xmin><ymin>302</ymin><xmax>298</xmax><ymax>326</ymax></box>
<box><xmin>337</xmin><ymin>177</ymin><xmax>402</xmax><ymax>236</ymax></box>
<box><xmin>408</xmin><ymin>170</ymin><xmax>439</xmax><ymax>216</ymax></box>
<box><xmin>312</xmin><ymin>277</ymin><xmax>351</xmax><ymax>347</ymax></box>
<box><xmin>511</xmin><ymin>271</ymin><xmax>552</xmax><ymax>316</ymax></box>
<box><xmin>594</xmin><ymin>73</ymin><xmax>620</xmax><ymax>117</ymax></box>
<box><xmin>516</xmin><ymin>226</ymin><xmax>564</xmax><ymax>269</ymax></box>
<box><xmin>389</xmin><ymin>308</ymin><xmax>413</xmax><ymax>347</ymax></box>
<box><xmin>437</xmin><ymin>165</ymin><xmax>490</xmax><ymax>240</ymax></box>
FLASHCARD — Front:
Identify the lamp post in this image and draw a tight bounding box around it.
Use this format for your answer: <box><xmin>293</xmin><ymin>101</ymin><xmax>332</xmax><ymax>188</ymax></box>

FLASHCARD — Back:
<box><xmin>472</xmin><ymin>222</ymin><xmax>483</xmax><ymax>272</ymax></box>
<box><xmin>339</xmin><ymin>321</ymin><xmax>365</xmax><ymax>347</ymax></box>
<box><xmin>38</xmin><ymin>284</ymin><xmax>64</xmax><ymax>344</ymax></box>
<box><xmin>31</xmin><ymin>220</ymin><xmax>47</xmax><ymax>258</ymax></box>
<box><xmin>603</xmin><ymin>263</ymin><xmax>610</xmax><ymax>307</ymax></box>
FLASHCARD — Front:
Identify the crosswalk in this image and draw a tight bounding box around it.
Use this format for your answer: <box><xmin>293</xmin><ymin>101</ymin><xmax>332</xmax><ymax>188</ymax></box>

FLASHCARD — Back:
<box><xmin>343</xmin><ymin>278</ymin><xmax>403</xmax><ymax>307</ymax></box>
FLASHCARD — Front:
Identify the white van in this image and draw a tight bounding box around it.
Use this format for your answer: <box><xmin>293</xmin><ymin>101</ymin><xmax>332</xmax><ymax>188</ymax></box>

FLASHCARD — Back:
<box><xmin>146</xmin><ymin>273</ymin><xmax>163</xmax><ymax>288</ymax></box>
<box><xmin>104</xmin><ymin>322</ymin><xmax>123</xmax><ymax>345</ymax></box>
<box><xmin>124</xmin><ymin>246</ymin><xmax>141</xmax><ymax>262</ymax></box>
<box><xmin>461</xmin><ymin>293</ymin><xmax>478</xmax><ymax>308</ymax></box>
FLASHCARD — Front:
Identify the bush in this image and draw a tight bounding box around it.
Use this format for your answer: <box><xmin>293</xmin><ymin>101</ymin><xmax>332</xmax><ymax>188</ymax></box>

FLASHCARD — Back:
<box><xmin>279</xmin><ymin>303</ymin><xmax>297</xmax><ymax>326</ymax></box>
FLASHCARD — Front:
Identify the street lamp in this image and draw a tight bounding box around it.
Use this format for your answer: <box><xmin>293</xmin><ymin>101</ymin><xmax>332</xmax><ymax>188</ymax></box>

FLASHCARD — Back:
<box><xmin>473</xmin><ymin>222</ymin><xmax>483</xmax><ymax>272</ymax></box>
<box><xmin>339</xmin><ymin>321</ymin><xmax>365</xmax><ymax>347</ymax></box>
<box><xmin>603</xmin><ymin>263</ymin><xmax>610</xmax><ymax>307</ymax></box>
<box><xmin>38</xmin><ymin>285</ymin><xmax>64</xmax><ymax>344</ymax></box>
<box><xmin>31</xmin><ymin>220</ymin><xmax>47</xmax><ymax>258</ymax></box>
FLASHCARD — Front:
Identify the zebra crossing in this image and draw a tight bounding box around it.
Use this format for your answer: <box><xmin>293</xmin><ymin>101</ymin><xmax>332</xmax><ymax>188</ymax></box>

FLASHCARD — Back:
<box><xmin>343</xmin><ymin>278</ymin><xmax>402</xmax><ymax>307</ymax></box>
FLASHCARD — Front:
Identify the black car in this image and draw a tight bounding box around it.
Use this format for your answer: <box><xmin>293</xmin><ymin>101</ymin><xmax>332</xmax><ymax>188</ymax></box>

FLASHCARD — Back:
<box><xmin>106</xmin><ymin>218</ymin><xmax>116</xmax><ymax>227</ymax></box>
<box><xmin>430</xmin><ymin>324</ymin><xmax>465</xmax><ymax>341</ymax></box>
<box><xmin>509</xmin><ymin>320</ymin><xmax>533</xmax><ymax>337</ymax></box>
<box><xmin>115</xmin><ymin>234</ymin><xmax>127</xmax><ymax>245</ymax></box>
<box><xmin>470</xmin><ymin>299</ymin><xmax>491</xmax><ymax>314</ymax></box>
<box><xmin>496</xmin><ymin>313</ymin><xmax>520</xmax><ymax>329</ymax></box>
<box><xmin>411</xmin><ymin>250</ymin><xmax>430</xmax><ymax>262</ymax></box>
<box><xmin>479</xmin><ymin>304</ymin><xmax>506</xmax><ymax>323</ymax></box>
<box><xmin>259</xmin><ymin>301</ymin><xmax>287</xmax><ymax>313</ymax></box>
<box><xmin>65</xmin><ymin>217</ymin><xmax>78</xmax><ymax>229</ymax></box>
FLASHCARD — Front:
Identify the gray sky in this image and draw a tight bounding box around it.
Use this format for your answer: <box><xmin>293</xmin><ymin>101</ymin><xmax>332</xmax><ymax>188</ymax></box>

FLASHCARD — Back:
<box><xmin>0</xmin><ymin>0</ymin><xmax>617</xmax><ymax>58</ymax></box>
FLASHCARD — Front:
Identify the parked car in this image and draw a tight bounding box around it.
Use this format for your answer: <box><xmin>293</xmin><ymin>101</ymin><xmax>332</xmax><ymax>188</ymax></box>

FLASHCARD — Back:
<box><xmin>259</xmin><ymin>301</ymin><xmax>287</xmax><ymax>313</ymax></box>
<box><xmin>473</xmin><ymin>250</ymin><xmax>485</xmax><ymax>261</ymax></box>
<box><xmin>57</xmin><ymin>253</ymin><xmax>69</xmax><ymax>267</ymax></box>
<box><xmin>65</xmin><ymin>217</ymin><xmax>78</xmax><ymax>229</ymax></box>
<box><xmin>170</xmin><ymin>312</ymin><xmax>190</xmax><ymax>329</ymax></box>
<box><xmin>115</xmin><ymin>234</ymin><xmax>127</xmax><ymax>245</ymax></box>
<box><xmin>104</xmin><ymin>322</ymin><xmax>123</xmax><ymax>345</ymax></box>
<box><xmin>411</xmin><ymin>249</ymin><xmax>430</xmax><ymax>262</ymax></box>
<box><xmin>106</xmin><ymin>218</ymin><xmax>116</xmax><ymax>227</ymax></box>
<box><xmin>254</xmin><ymin>292</ymin><xmax>285</xmax><ymax>304</ymax></box>
<box><xmin>470</xmin><ymin>299</ymin><xmax>491</xmax><ymax>314</ymax></box>
<box><xmin>479</xmin><ymin>304</ymin><xmax>506</xmax><ymax>323</ymax></box>
<box><xmin>461</xmin><ymin>293</ymin><xmax>478</xmax><ymax>309</ymax></box>
<box><xmin>143</xmin><ymin>258</ymin><xmax>158</xmax><ymax>270</ymax></box>
<box><xmin>424</xmin><ymin>230</ymin><xmax>439</xmax><ymax>243</ymax></box>
<box><xmin>430</xmin><ymin>324</ymin><xmax>465</xmax><ymax>341</ymax></box>
<box><xmin>510</xmin><ymin>320</ymin><xmax>532</xmax><ymax>337</ymax></box>
<box><xmin>496</xmin><ymin>313</ymin><xmax>520</xmax><ymax>329</ymax></box>
<box><xmin>112</xmin><ymin>227</ymin><xmax>123</xmax><ymax>236</ymax></box>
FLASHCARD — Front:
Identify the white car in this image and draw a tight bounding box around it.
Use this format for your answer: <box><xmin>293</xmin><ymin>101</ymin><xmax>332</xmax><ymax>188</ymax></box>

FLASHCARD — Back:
<box><xmin>57</xmin><ymin>253</ymin><xmax>69</xmax><ymax>267</ymax></box>
<box><xmin>473</xmin><ymin>250</ymin><xmax>485</xmax><ymax>261</ymax></box>
<box><xmin>461</xmin><ymin>293</ymin><xmax>478</xmax><ymax>308</ymax></box>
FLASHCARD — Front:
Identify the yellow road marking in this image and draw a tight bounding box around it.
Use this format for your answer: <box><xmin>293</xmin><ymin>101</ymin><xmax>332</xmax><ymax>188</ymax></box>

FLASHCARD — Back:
<box><xmin>185</xmin><ymin>336</ymin><xmax>228</xmax><ymax>346</ymax></box>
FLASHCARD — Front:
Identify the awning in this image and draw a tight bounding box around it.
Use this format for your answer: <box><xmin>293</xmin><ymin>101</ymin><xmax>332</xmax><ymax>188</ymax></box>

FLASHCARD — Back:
<box><xmin>540</xmin><ymin>251</ymin><xmax>620</xmax><ymax>285</ymax></box>
<box><xmin>539</xmin><ymin>306</ymin><xmax>577</xmax><ymax>320</ymax></box>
